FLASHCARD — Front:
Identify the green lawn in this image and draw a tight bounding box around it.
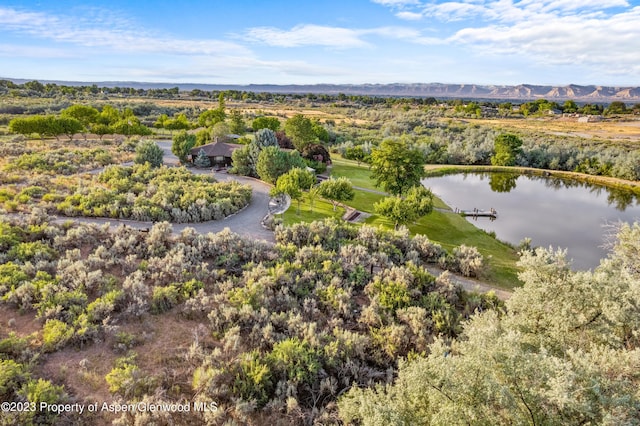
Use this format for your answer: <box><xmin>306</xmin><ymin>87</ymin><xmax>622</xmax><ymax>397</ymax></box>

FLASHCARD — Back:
<box><xmin>281</xmin><ymin>193</ymin><xmax>345</xmax><ymax>226</ymax></box>
<box><xmin>329</xmin><ymin>157</ymin><xmax>378</xmax><ymax>191</ymax></box>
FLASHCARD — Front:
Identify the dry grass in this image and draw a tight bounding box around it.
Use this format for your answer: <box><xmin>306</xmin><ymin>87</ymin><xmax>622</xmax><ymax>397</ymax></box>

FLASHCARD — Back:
<box><xmin>462</xmin><ymin>116</ymin><xmax>640</xmax><ymax>143</ymax></box>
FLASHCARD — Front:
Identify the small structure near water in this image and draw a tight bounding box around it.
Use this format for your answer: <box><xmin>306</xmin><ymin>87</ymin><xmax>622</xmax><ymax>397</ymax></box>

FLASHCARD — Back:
<box><xmin>456</xmin><ymin>207</ymin><xmax>498</xmax><ymax>219</ymax></box>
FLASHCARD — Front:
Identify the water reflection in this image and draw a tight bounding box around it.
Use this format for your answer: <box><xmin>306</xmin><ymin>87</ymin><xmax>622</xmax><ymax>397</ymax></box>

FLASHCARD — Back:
<box><xmin>465</xmin><ymin>172</ymin><xmax>640</xmax><ymax>211</ymax></box>
<box><xmin>489</xmin><ymin>173</ymin><xmax>519</xmax><ymax>193</ymax></box>
<box><xmin>424</xmin><ymin>172</ymin><xmax>640</xmax><ymax>270</ymax></box>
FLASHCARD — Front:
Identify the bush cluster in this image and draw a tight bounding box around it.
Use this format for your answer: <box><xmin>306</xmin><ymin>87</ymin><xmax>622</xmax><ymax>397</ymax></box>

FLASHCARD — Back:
<box><xmin>0</xmin><ymin>214</ymin><xmax>498</xmax><ymax>424</ymax></box>
<box><xmin>4</xmin><ymin>148</ymin><xmax>114</xmax><ymax>175</ymax></box>
<box><xmin>56</xmin><ymin>163</ymin><xmax>252</xmax><ymax>222</ymax></box>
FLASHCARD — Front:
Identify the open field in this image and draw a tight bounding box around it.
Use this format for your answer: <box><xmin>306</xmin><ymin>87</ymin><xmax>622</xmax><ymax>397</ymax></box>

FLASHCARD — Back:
<box><xmin>464</xmin><ymin>116</ymin><xmax>640</xmax><ymax>144</ymax></box>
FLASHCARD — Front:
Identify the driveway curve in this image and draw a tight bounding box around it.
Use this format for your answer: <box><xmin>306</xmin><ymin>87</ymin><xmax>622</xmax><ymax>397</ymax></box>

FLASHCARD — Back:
<box><xmin>54</xmin><ymin>140</ymin><xmax>275</xmax><ymax>243</ymax></box>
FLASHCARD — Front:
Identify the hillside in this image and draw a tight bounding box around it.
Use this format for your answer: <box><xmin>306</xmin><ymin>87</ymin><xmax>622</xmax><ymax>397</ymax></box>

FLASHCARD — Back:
<box><xmin>4</xmin><ymin>78</ymin><xmax>640</xmax><ymax>102</ymax></box>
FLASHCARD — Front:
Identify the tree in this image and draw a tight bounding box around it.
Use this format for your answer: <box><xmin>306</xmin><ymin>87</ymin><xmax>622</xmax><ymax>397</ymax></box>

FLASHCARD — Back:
<box><xmin>374</xmin><ymin>186</ymin><xmax>433</xmax><ymax>229</ymax></box>
<box><xmin>97</xmin><ymin>105</ymin><xmax>121</xmax><ymax>126</ymax></box>
<box><xmin>562</xmin><ymin>100</ymin><xmax>578</xmax><ymax>113</ymax></box>
<box><xmin>55</xmin><ymin>117</ymin><xmax>83</xmax><ymax>141</ymax></box>
<box><xmin>171</xmin><ymin>131</ymin><xmax>196</xmax><ymax>164</ymax></box>
<box><xmin>164</xmin><ymin>113</ymin><xmax>191</xmax><ymax>133</ymax></box>
<box><xmin>194</xmin><ymin>149</ymin><xmax>211</xmax><ymax>168</ymax></box>
<box><xmin>229</xmin><ymin>110</ymin><xmax>246</xmax><ymax>135</ymax></box>
<box><xmin>275</xmin><ymin>131</ymin><xmax>294</xmax><ymax>149</ymax></box>
<box><xmin>254</xmin><ymin>128</ymin><xmax>279</xmax><ymax>149</ymax></box>
<box><xmin>284</xmin><ymin>114</ymin><xmax>317</xmax><ymax>151</ymax></box>
<box><xmin>311</xmin><ymin>120</ymin><xmax>330</xmax><ymax>142</ymax></box>
<box><xmin>302</xmin><ymin>144</ymin><xmax>331</xmax><ymax>164</ymax></box>
<box><xmin>134</xmin><ymin>140</ymin><xmax>164</xmax><ymax>168</ymax></box>
<box><xmin>605</xmin><ymin>101</ymin><xmax>628</xmax><ymax>115</ymax></box>
<box><xmin>9</xmin><ymin>116</ymin><xmax>47</xmax><ymax>138</ymax></box>
<box><xmin>211</xmin><ymin>122</ymin><xmax>231</xmax><ymax>142</ymax></box>
<box><xmin>317</xmin><ymin>177</ymin><xmax>355</xmax><ymax>211</ymax></box>
<box><xmin>61</xmin><ymin>105</ymin><xmax>99</xmax><ymax>139</ymax></box>
<box><xmin>344</xmin><ymin>146</ymin><xmax>367</xmax><ymax>165</ymax></box>
<box><xmin>370</xmin><ymin>139</ymin><xmax>427</xmax><ymax>195</ymax></box>
<box><xmin>491</xmin><ymin>133</ymin><xmax>523</xmax><ymax>166</ymax></box>
<box><xmin>198</xmin><ymin>109</ymin><xmax>226</xmax><ymax>128</ymax></box>
<box><xmin>252</xmin><ymin>116</ymin><xmax>280</xmax><ymax>132</ymax></box>
<box><xmin>271</xmin><ymin>168</ymin><xmax>315</xmax><ymax>214</ymax></box>
<box><xmin>256</xmin><ymin>146</ymin><xmax>306</xmax><ymax>184</ymax></box>
<box><xmin>231</xmin><ymin>130</ymin><xmax>278</xmax><ymax>178</ymax></box>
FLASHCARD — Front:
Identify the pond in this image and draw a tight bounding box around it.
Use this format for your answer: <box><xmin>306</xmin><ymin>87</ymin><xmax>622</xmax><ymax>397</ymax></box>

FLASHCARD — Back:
<box><xmin>423</xmin><ymin>172</ymin><xmax>640</xmax><ymax>270</ymax></box>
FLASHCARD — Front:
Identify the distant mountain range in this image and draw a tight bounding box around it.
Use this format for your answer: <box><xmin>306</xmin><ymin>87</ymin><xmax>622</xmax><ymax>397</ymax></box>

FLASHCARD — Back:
<box><xmin>5</xmin><ymin>78</ymin><xmax>640</xmax><ymax>102</ymax></box>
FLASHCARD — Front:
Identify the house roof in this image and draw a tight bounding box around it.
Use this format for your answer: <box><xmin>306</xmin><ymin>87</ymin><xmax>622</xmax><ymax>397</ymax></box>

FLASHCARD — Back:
<box><xmin>190</xmin><ymin>141</ymin><xmax>243</xmax><ymax>157</ymax></box>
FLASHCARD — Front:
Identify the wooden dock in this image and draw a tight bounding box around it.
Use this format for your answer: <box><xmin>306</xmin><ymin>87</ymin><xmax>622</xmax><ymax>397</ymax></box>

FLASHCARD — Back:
<box><xmin>456</xmin><ymin>208</ymin><xmax>498</xmax><ymax>219</ymax></box>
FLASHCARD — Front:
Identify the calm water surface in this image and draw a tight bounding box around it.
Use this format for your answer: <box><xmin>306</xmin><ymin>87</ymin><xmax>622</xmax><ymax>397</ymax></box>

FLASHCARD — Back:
<box><xmin>423</xmin><ymin>173</ymin><xmax>640</xmax><ymax>270</ymax></box>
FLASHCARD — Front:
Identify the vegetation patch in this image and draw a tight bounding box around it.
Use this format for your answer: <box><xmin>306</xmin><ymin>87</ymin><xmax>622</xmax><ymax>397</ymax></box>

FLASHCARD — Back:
<box><xmin>55</xmin><ymin>163</ymin><xmax>252</xmax><ymax>222</ymax></box>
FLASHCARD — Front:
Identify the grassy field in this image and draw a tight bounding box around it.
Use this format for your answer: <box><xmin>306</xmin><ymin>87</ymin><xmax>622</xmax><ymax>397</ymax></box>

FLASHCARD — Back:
<box><xmin>281</xmin><ymin>193</ymin><xmax>345</xmax><ymax>226</ymax></box>
<box><xmin>463</xmin><ymin>116</ymin><xmax>640</xmax><ymax>144</ymax></box>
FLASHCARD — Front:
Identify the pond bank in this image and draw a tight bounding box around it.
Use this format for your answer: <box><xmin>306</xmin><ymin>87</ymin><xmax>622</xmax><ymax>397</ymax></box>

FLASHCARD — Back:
<box><xmin>423</xmin><ymin>164</ymin><xmax>640</xmax><ymax>196</ymax></box>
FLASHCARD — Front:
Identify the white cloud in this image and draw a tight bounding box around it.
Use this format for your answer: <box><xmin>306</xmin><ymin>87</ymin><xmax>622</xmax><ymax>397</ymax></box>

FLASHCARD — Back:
<box><xmin>0</xmin><ymin>43</ymin><xmax>74</xmax><ymax>58</ymax></box>
<box><xmin>421</xmin><ymin>2</ymin><xmax>488</xmax><ymax>21</ymax></box>
<box><xmin>374</xmin><ymin>0</ymin><xmax>640</xmax><ymax>79</ymax></box>
<box><xmin>449</xmin><ymin>6</ymin><xmax>640</xmax><ymax>75</ymax></box>
<box><xmin>396</xmin><ymin>11</ymin><xmax>425</xmax><ymax>20</ymax></box>
<box><xmin>371</xmin><ymin>0</ymin><xmax>421</xmax><ymax>6</ymax></box>
<box><xmin>244</xmin><ymin>24</ymin><xmax>440</xmax><ymax>48</ymax></box>
<box><xmin>0</xmin><ymin>6</ymin><xmax>250</xmax><ymax>57</ymax></box>
<box><xmin>244</xmin><ymin>24</ymin><xmax>369</xmax><ymax>48</ymax></box>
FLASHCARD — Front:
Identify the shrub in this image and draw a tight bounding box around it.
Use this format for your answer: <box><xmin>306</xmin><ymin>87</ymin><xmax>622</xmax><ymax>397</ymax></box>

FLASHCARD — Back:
<box><xmin>134</xmin><ymin>140</ymin><xmax>164</xmax><ymax>168</ymax></box>
<box><xmin>151</xmin><ymin>285</ymin><xmax>181</xmax><ymax>314</ymax></box>
<box><xmin>42</xmin><ymin>319</ymin><xmax>74</xmax><ymax>352</ymax></box>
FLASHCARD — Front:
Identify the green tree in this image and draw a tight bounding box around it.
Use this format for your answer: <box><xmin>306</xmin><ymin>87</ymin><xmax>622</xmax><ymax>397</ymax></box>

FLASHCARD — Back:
<box><xmin>284</xmin><ymin>114</ymin><xmax>317</xmax><ymax>151</ymax></box>
<box><xmin>230</xmin><ymin>144</ymin><xmax>257</xmax><ymax>176</ymax></box>
<box><xmin>55</xmin><ymin>116</ymin><xmax>84</xmax><ymax>141</ymax></box>
<box><xmin>271</xmin><ymin>168</ymin><xmax>315</xmax><ymax>214</ymax></box>
<box><xmin>9</xmin><ymin>116</ymin><xmax>47</xmax><ymax>138</ymax></box>
<box><xmin>344</xmin><ymin>146</ymin><xmax>367</xmax><ymax>165</ymax></box>
<box><xmin>254</xmin><ymin>128</ymin><xmax>279</xmax><ymax>149</ymax></box>
<box><xmin>229</xmin><ymin>109</ymin><xmax>246</xmax><ymax>135</ymax></box>
<box><xmin>317</xmin><ymin>177</ymin><xmax>355</xmax><ymax>211</ymax></box>
<box><xmin>61</xmin><ymin>105</ymin><xmax>99</xmax><ymax>139</ymax></box>
<box><xmin>154</xmin><ymin>114</ymin><xmax>169</xmax><ymax>130</ymax></box>
<box><xmin>211</xmin><ymin>122</ymin><xmax>231</xmax><ymax>142</ymax></box>
<box><xmin>194</xmin><ymin>148</ymin><xmax>211</xmax><ymax>168</ymax></box>
<box><xmin>171</xmin><ymin>130</ymin><xmax>196</xmax><ymax>164</ymax></box>
<box><xmin>164</xmin><ymin>113</ymin><xmax>191</xmax><ymax>133</ymax></box>
<box><xmin>134</xmin><ymin>140</ymin><xmax>164</xmax><ymax>168</ymax></box>
<box><xmin>97</xmin><ymin>105</ymin><xmax>121</xmax><ymax>126</ymax></box>
<box><xmin>370</xmin><ymin>139</ymin><xmax>427</xmax><ymax>195</ymax></box>
<box><xmin>562</xmin><ymin>100</ymin><xmax>578</xmax><ymax>113</ymax></box>
<box><xmin>256</xmin><ymin>146</ymin><xmax>305</xmax><ymax>184</ymax></box>
<box><xmin>252</xmin><ymin>116</ymin><xmax>280</xmax><ymax>132</ymax></box>
<box><xmin>198</xmin><ymin>108</ymin><xmax>226</xmax><ymax>128</ymax></box>
<box><xmin>605</xmin><ymin>101</ymin><xmax>628</xmax><ymax>115</ymax></box>
<box><xmin>374</xmin><ymin>186</ymin><xmax>433</xmax><ymax>229</ymax></box>
<box><xmin>491</xmin><ymin>133</ymin><xmax>523</xmax><ymax>166</ymax></box>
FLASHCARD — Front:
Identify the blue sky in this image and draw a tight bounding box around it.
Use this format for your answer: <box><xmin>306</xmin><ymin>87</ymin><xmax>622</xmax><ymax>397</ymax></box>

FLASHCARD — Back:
<box><xmin>1</xmin><ymin>0</ymin><xmax>639</xmax><ymax>86</ymax></box>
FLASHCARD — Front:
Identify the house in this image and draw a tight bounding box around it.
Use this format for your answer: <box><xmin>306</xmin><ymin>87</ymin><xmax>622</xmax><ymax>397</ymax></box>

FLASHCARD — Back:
<box><xmin>189</xmin><ymin>140</ymin><xmax>243</xmax><ymax>167</ymax></box>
